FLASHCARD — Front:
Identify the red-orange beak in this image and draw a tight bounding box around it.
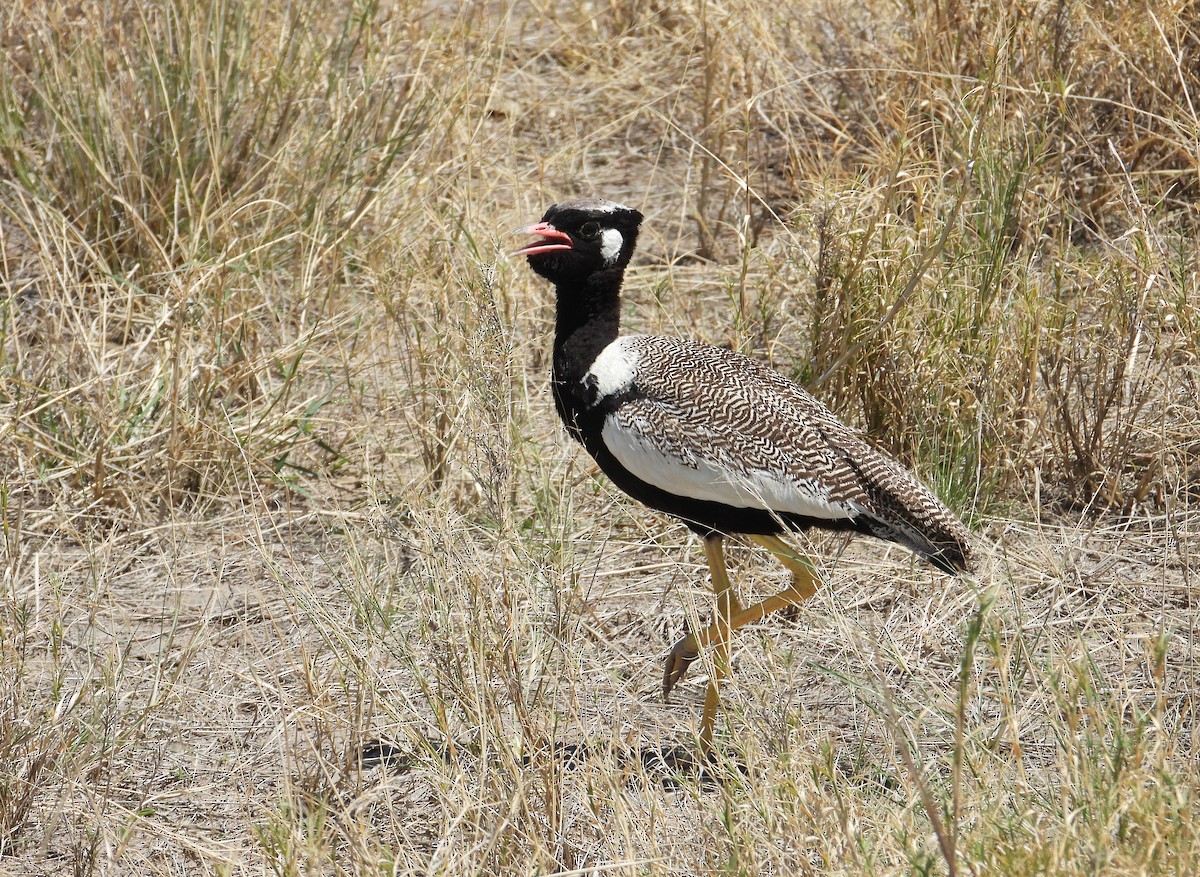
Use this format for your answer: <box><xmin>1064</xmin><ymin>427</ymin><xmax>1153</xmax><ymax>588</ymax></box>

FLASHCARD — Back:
<box><xmin>513</xmin><ymin>221</ymin><xmax>573</xmax><ymax>256</ymax></box>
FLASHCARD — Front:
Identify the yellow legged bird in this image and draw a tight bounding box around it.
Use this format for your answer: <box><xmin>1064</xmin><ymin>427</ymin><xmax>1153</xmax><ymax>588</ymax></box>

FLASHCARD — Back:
<box><xmin>515</xmin><ymin>197</ymin><xmax>974</xmax><ymax>751</ymax></box>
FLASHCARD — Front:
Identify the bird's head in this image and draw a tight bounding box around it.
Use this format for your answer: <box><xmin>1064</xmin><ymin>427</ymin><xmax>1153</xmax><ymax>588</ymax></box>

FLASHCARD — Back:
<box><xmin>514</xmin><ymin>198</ymin><xmax>643</xmax><ymax>284</ymax></box>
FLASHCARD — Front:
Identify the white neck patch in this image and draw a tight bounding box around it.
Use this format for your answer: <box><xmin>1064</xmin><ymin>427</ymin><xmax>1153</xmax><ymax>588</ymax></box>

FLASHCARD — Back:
<box><xmin>599</xmin><ymin>228</ymin><xmax>623</xmax><ymax>266</ymax></box>
<box><xmin>586</xmin><ymin>337</ymin><xmax>639</xmax><ymax>400</ymax></box>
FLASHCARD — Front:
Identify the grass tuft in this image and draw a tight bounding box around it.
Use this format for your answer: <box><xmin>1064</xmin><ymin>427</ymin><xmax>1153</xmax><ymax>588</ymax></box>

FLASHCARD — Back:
<box><xmin>1</xmin><ymin>0</ymin><xmax>1198</xmax><ymax>873</ymax></box>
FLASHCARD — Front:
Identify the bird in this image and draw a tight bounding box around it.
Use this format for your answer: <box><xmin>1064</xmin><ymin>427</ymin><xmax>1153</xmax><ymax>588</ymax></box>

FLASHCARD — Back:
<box><xmin>514</xmin><ymin>196</ymin><xmax>974</xmax><ymax>751</ymax></box>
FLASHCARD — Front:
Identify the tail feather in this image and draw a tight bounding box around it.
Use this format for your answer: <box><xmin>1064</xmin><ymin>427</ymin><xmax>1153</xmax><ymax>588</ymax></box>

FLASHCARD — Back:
<box><xmin>839</xmin><ymin>441</ymin><xmax>975</xmax><ymax>576</ymax></box>
<box><xmin>861</xmin><ymin>515</ymin><xmax>974</xmax><ymax>575</ymax></box>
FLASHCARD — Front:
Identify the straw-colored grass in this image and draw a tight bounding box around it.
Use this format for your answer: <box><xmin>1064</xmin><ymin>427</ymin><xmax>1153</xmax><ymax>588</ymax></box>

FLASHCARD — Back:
<box><xmin>1</xmin><ymin>0</ymin><xmax>1197</xmax><ymax>873</ymax></box>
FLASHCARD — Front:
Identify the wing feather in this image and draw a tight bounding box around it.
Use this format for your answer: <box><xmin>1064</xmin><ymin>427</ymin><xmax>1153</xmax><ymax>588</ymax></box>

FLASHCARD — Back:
<box><xmin>588</xmin><ymin>335</ymin><xmax>973</xmax><ymax>571</ymax></box>
<box><xmin>600</xmin><ymin>401</ymin><xmax>856</xmax><ymax>520</ymax></box>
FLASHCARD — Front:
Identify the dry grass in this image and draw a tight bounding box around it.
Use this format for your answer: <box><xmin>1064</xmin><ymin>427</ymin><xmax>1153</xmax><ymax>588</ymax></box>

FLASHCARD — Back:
<box><xmin>1</xmin><ymin>0</ymin><xmax>1198</xmax><ymax>873</ymax></box>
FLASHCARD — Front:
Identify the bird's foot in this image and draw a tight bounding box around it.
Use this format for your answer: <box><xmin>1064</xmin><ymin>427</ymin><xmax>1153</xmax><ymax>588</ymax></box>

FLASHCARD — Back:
<box><xmin>663</xmin><ymin>628</ymin><xmax>699</xmax><ymax>699</ymax></box>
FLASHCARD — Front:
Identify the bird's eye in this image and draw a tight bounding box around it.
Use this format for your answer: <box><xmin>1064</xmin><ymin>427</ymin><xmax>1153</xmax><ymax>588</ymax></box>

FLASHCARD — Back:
<box><xmin>579</xmin><ymin>221</ymin><xmax>600</xmax><ymax>239</ymax></box>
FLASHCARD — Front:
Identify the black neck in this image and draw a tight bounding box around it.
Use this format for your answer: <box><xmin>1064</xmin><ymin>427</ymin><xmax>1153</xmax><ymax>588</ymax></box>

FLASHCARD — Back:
<box><xmin>552</xmin><ymin>267</ymin><xmax>624</xmax><ymax>380</ymax></box>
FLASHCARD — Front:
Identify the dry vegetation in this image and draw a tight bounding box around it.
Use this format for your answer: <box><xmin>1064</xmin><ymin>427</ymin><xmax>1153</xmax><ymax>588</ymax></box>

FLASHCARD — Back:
<box><xmin>1</xmin><ymin>0</ymin><xmax>1198</xmax><ymax>873</ymax></box>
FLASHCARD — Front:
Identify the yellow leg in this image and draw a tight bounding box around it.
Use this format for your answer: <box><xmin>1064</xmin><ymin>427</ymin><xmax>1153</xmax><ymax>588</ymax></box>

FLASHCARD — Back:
<box><xmin>749</xmin><ymin>534</ymin><xmax>820</xmax><ymax>598</ymax></box>
<box><xmin>699</xmin><ymin>535</ymin><xmax>735</xmax><ymax>751</ymax></box>
<box><xmin>664</xmin><ymin>534</ymin><xmax>823</xmax><ymax>716</ymax></box>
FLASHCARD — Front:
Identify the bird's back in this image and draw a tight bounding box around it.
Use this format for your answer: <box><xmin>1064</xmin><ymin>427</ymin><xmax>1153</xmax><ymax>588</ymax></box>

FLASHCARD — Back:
<box><xmin>585</xmin><ymin>335</ymin><xmax>974</xmax><ymax>573</ymax></box>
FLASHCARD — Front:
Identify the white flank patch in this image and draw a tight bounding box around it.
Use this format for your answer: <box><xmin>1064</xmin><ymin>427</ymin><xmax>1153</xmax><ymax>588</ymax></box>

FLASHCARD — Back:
<box><xmin>599</xmin><ymin>228</ymin><xmax>623</xmax><ymax>265</ymax></box>
<box><xmin>601</xmin><ymin>416</ymin><xmax>854</xmax><ymax>520</ymax></box>
<box><xmin>586</xmin><ymin>338</ymin><xmax>639</xmax><ymax>400</ymax></box>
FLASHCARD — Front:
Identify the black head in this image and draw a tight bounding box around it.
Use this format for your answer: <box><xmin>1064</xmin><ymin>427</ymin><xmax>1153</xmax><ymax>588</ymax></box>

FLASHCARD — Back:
<box><xmin>514</xmin><ymin>197</ymin><xmax>644</xmax><ymax>285</ymax></box>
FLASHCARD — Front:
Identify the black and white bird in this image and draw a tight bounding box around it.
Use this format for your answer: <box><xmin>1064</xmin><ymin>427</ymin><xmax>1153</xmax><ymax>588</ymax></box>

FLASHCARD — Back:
<box><xmin>515</xmin><ymin>196</ymin><xmax>974</xmax><ymax>750</ymax></box>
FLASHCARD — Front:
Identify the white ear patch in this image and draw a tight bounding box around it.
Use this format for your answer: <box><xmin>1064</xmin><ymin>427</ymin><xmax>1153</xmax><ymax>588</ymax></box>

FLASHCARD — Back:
<box><xmin>599</xmin><ymin>228</ymin><xmax>623</xmax><ymax>265</ymax></box>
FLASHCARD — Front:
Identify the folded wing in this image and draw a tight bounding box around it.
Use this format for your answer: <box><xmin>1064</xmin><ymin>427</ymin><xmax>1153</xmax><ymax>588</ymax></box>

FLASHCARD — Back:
<box><xmin>595</xmin><ymin>336</ymin><xmax>973</xmax><ymax>573</ymax></box>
